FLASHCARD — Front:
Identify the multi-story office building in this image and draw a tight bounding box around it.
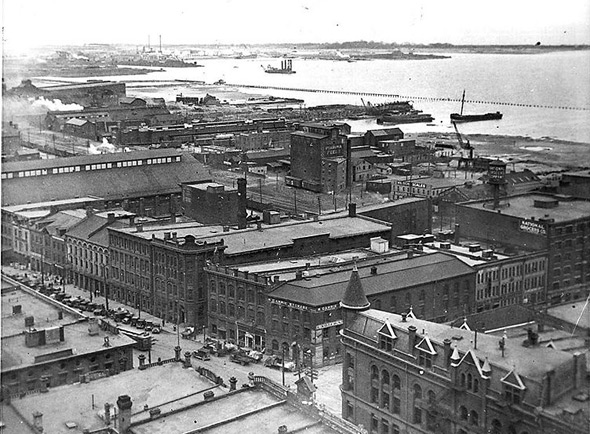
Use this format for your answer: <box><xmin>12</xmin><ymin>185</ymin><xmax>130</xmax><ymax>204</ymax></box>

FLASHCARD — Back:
<box><xmin>456</xmin><ymin>193</ymin><xmax>590</xmax><ymax>304</ymax></box>
<box><xmin>339</xmin><ymin>273</ymin><xmax>588</xmax><ymax>434</ymax></box>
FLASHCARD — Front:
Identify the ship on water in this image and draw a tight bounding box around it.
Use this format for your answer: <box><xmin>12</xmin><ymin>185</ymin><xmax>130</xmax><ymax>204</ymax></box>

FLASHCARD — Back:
<box><xmin>262</xmin><ymin>59</ymin><xmax>296</xmax><ymax>74</ymax></box>
<box><xmin>450</xmin><ymin>90</ymin><xmax>503</xmax><ymax>122</ymax></box>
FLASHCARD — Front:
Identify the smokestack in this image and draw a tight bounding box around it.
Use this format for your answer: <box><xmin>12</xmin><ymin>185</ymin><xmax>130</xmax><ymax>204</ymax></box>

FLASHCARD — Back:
<box><xmin>237</xmin><ymin>178</ymin><xmax>247</xmax><ymax>230</ymax></box>
<box><xmin>454</xmin><ymin>224</ymin><xmax>460</xmax><ymax>244</ymax></box>
<box><xmin>139</xmin><ymin>198</ymin><xmax>145</xmax><ymax>217</ymax></box>
<box><xmin>117</xmin><ymin>395</ymin><xmax>133</xmax><ymax>434</ymax></box>
<box><xmin>107</xmin><ymin>213</ymin><xmax>116</xmax><ymax>224</ymax></box>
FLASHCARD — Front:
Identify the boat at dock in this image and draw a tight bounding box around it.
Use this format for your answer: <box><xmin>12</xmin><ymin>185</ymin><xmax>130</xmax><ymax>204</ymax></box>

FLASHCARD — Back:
<box><xmin>263</xmin><ymin>59</ymin><xmax>296</xmax><ymax>74</ymax></box>
<box><xmin>377</xmin><ymin>112</ymin><xmax>434</xmax><ymax>124</ymax></box>
<box><xmin>450</xmin><ymin>90</ymin><xmax>502</xmax><ymax>122</ymax></box>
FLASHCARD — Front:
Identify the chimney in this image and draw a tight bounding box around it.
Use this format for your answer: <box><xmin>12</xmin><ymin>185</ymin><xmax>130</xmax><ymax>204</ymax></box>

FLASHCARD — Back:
<box><xmin>408</xmin><ymin>325</ymin><xmax>417</xmax><ymax>352</ymax></box>
<box><xmin>443</xmin><ymin>338</ymin><xmax>452</xmax><ymax>366</ymax></box>
<box><xmin>172</xmin><ymin>232</ymin><xmax>177</xmax><ymax>241</ymax></box>
<box><xmin>454</xmin><ymin>223</ymin><xmax>460</xmax><ymax>244</ymax></box>
<box><xmin>107</xmin><ymin>213</ymin><xmax>116</xmax><ymax>224</ymax></box>
<box><xmin>136</xmin><ymin>223</ymin><xmax>143</xmax><ymax>233</ymax></box>
<box><xmin>117</xmin><ymin>395</ymin><xmax>133</xmax><ymax>434</ymax></box>
<box><xmin>348</xmin><ymin>203</ymin><xmax>357</xmax><ymax>217</ymax></box>
<box><xmin>139</xmin><ymin>198</ymin><xmax>145</xmax><ymax>217</ymax></box>
<box><xmin>256</xmin><ymin>221</ymin><xmax>262</xmax><ymax>231</ymax></box>
<box><xmin>237</xmin><ymin>178</ymin><xmax>247</xmax><ymax>230</ymax></box>
<box><xmin>295</xmin><ymin>270</ymin><xmax>303</xmax><ymax>280</ymax></box>
<box><xmin>370</xmin><ymin>266</ymin><xmax>377</xmax><ymax>275</ymax></box>
<box><xmin>32</xmin><ymin>411</ymin><xmax>43</xmax><ymax>432</ymax></box>
<box><xmin>88</xmin><ymin>318</ymin><xmax>100</xmax><ymax>336</ymax></box>
<box><xmin>407</xmin><ymin>250</ymin><xmax>414</xmax><ymax>259</ymax></box>
<box><xmin>401</xmin><ymin>312</ymin><xmax>407</xmax><ymax>322</ymax></box>
<box><xmin>163</xmin><ymin>232</ymin><xmax>171</xmax><ymax>240</ymax></box>
<box><xmin>86</xmin><ymin>207</ymin><xmax>94</xmax><ymax>217</ymax></box>
<box><xmin>129</xmin><ymin>216</ymin><xmax>136</xmax><ymax>227</ymax></box>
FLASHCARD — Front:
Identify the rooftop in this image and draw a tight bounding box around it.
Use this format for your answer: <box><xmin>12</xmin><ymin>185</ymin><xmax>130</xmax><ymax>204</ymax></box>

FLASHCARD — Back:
<box><xmin>6</xmin><ymin>363</ymin><xmax>226</xmax><ymax>434</ymax></box>
<box><xmin>291</xmin><ymin>131</ymin><xmax>327</xmax><ymax>140</ymax></box>
<box><xmin>2</xmin><ymin>153</ymin><xmax>208</xmax><ymax>206</ymax></box>
<box><xmin>2</xmin><ymin>197</ymin><xmax>101</xmax><ymax>214</ymax></box>
<box><xmin>459</xmin><ymin>193</ymin><xmax>590</xmax><ymax>223</ymax></box>
<box><xmin>1</xmin><ymin>280</ymin><xmax>134</xmax><ymax>372</ymax></box>
<box><xmin>351</xmin><ymin>309</ymin><xmax>575</xmax><ymax>381</ymax></box>
<box><xmin>269</xmin><ymin>252</ymin><xmax>473</xmax><ymax>307</ymax></box>
<box><xmin>114</xmin><ymin>215</ymin><xmax>391</xmax><ymax>257</ymax></box>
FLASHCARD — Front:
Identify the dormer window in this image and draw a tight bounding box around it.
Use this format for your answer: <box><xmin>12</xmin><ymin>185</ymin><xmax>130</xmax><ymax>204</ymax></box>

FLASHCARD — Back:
<box><xmin>378</xmin><ymin>320</ymin><xmax>397</xmax><ymax>351</ymax></box>
<box><xmin>415</xmin><ymin>333</ymin><xmax>437</xmax><ymax>368</ymax></box>
<box><xmin>501</xmin><ymin>369</ymin><xmax>526</xmax><ymax>405</ymax></box>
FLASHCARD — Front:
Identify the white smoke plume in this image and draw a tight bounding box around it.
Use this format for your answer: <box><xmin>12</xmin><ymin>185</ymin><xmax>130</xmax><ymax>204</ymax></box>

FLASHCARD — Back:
<box><xmin>30</xmin><ymin>97</ymin><xmax>84</xmax><ymax>112</ymax></box>
<box><xmin>88</xmin><ymin>138</ymin><xmax>117</xmax><ymax>155</ymax></box>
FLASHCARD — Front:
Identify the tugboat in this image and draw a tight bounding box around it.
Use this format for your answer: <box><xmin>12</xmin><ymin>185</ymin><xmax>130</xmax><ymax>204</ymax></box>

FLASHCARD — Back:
<box><xmin>262</xmin><ymin>59</ymin><xmax>296</xmax><ymax>74</ymax></box>
<box><xmin>450</xmin><ymin>90</ymin><xmax>502</xmax><ymax>122</ymax></box>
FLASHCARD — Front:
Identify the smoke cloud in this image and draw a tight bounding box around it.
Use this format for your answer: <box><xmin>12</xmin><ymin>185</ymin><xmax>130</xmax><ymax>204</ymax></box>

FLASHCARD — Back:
<box><xmin>88</xmin><ymin>138</ymin><xmax>117</xmax><ymax>155</ymax></box>
<box><xmin>30</xmin><ymin>97</ymin><xmax>83</xmax><ymax>111</ymax></box>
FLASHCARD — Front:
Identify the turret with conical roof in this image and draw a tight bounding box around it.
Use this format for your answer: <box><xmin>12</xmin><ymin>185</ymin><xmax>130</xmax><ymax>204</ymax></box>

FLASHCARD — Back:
<box><xmin>340</xmin><ymin>265</ymin><xmax>370</xmax><ymax>311</ymax></box>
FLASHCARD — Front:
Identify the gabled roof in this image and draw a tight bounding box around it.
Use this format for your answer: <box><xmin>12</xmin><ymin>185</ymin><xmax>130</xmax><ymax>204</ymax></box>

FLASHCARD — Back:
<box><xmin>415</xmin><ymin>333</ymin><xmax>437</xmax><ymax>355</ymax></box>
<box><xmin>378</xmin><ymin>319</ymin><xmax>397</xmax><ymax>339</ymax></box>
<box><xmin>66</xmin><ymin>214</ymin><xmax>127</xmax><ymax>247</ymax></box>
<box><xmin>453</xmin><ymin>349</ymin><xmax>488</xmax><ymax>379</ymax></box>
<box><xmin>501</xmin><ymin>369</ymin><xmax>526</xmax><ymax>390</ymax></box>
<box><xmin>366</xmin><ymin>128</ymin><xmax>403</xmax><ymax>137</ymax></box>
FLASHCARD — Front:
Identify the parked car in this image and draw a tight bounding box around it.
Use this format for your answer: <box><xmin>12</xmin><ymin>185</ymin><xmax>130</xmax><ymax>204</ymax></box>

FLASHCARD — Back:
<box><xmin>230</xmin><ymin>352</ymin><xmax>253</xmax><ymax>366</ymax></box>
<box><xmin>263</xmin><ymin>356</ymin><xmax>296</xmax><ymax>372</ymax></box>
<box><xmin>135</xmin><ymin>319</ymin><xmax>146</xmax><ymax>329</ymax></box>
<box><xmin>192</xmin><ymin>349</ymin><xmax>211</xmax><ymax>361</ymax></box>
<box><xmin>144</xmin><ymin>321</ymin><xmax>154</xmax><ymax>332</ymax></box>
<box><xmin>151</xmin><ymin>325</ymin><xmax>161</xmax><ymax>334</ymax></box>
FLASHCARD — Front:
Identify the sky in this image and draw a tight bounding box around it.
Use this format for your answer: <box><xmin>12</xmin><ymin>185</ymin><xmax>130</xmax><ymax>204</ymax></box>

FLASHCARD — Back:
<box><xmin>2</xmin><ymin>0</ymin><xmax>590</xmax><ymax>52</ymax></box>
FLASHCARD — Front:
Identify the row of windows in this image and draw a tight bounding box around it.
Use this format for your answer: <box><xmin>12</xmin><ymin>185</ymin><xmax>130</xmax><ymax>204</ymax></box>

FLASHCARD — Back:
<box><xmin>2</xmin><ymin>156</ymin><xmax>181</xmax><ymax>179</ymax></box>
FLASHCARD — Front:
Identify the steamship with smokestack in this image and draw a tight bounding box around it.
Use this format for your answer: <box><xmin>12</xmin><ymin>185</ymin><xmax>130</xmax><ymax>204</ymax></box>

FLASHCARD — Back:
<box><xmin>262</xmin><ymin>59</ymin><xmax>296</xmax><ymax>74</ymax></box>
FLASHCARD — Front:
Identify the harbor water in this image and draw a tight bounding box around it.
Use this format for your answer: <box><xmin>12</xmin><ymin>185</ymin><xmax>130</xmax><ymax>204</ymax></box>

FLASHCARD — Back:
<box><xmin>45</xmin><ymin>50</ymin><xmax>590</xmax><ymax>143</ymax></box>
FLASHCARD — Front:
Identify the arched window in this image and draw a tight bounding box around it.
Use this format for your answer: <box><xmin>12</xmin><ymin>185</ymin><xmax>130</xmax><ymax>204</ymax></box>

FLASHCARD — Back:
<box><xmin>382</xmin><ymin>370</ymin><xmax>390</xmax><ymax>386</ymax></box>
<box><xmin>491</xmin><ymin>419</ymin><xmax>502</xmax><ymax>434</ymax></box>
<box><xmin>413</xmin><ymin>384</ymin><xmax>422</xmax><ymax>400</ymax></box>
<box><xmin>473</xmin><ymin>378</ymin><xmax>479</xmax><ymax>393</ymax></box>
<box><xmin>459</xmin><ymin>406</ymin><xmax>468</xmax><ymax>420</ymax></box>
<box><xmin>272</xmin><ymin>340</ymin><xmax>279</xmax><ymax>351</ymax></box>
<box><xmin>371</xmin><ymin>365</ymin><xmax>379</xmax><ymax>380</ymax></box>
<box><xmin>427</xmin><ymin>390</ymin><xmax>436</xmax><ymax>404</ymax></box>
<box><xmin>470</xmin><ymin>410</ymin><xmax>479</xmax><ymax>426</ymax></box>
<box><xmin>461</xmin><ymin>373</ymin><xmax>466</xmax><ymax>388</ymax></box>
<box><xmin>392</xmin><ymin>374</ymin><xmax>401</xmax><ymax>390</ymax></box>
<box><xmin>467</xmin><ymin>373</ymin><xmax>473</xmax><ymax>390</ymax></box>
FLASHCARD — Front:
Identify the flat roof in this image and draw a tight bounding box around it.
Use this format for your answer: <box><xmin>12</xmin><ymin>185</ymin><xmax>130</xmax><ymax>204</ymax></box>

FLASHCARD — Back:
<box><xmin>115</xmin><ymin>216</ymin><xmax>391</xmax><ymax>257</ymax></box>
<box><xmin>459</xmin><ymin>194</ymin><xmax>590</xmax><ymax>223</ymax></box>
<box><xmin>8</xmin><ymin>363</ymin><xmax>225</xmax><ymax>434</ymax></box>
<box><xmin>547</xmin><ymin>301</ymin><xmax>590</xmax><ymax>330</ymax></box>
<box><xmin>291</xmin><ymin>131</ymin><xmax>326</xmax><ymax>140</ymax></box>
<box><xmin>186</xmin><ymin>182</ymin><xmax>227</xmax><ymax>191</ymax></box>
<box><xmin>2</xmin><ymin>196</ymin><xmax>101</xmax><ymax>213</ymax></box>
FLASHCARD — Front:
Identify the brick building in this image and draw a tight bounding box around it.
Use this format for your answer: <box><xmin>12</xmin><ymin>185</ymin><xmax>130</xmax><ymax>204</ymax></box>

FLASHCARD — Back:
<box><xmin>66</xmin><ymin>211</ymin><xmax>136</xmax><ymax>298</ymax></box>
<box><xmin>339</xmin><ymin>280</ymin><xmax>588</xmax><ymax>434</ymax></box>
<box><xmin>263</xmin><ymin>252</ymin><xmax>475</xmax><ymax>368</ymax></box>
<box><xmin>289</xmin><ymin>122</ymin><xmax>350</xmax><ymax>193</ymax></box>
<box><xmin>456</xmin><ymin>193</ymin><xmax>590</xmax><ymax>305</ymax></box>
<box><xmin>364</xmin><ymin>128</ymin><xmax>404</xmax><ymax>148</ymax></box>
<box><xmin>1</xmin><ymin>278</ymin><xmax>134</xmax><ymax>397</ymax></box>
<box><xmin>181</xmin><ymin>180</ymin><xmax>245</xmax><ymax>226</ymax></box>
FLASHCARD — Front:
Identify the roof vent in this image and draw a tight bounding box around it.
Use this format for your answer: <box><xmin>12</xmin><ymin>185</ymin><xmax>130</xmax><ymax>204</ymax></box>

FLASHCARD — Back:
<box><xmin>371</xmin><ymin>266</ymin><xmax>378</xmax><ymax>275</ymax></box>
<box><xmin>13</xmin><ymin>305</ymin><xmax>22</xmax><ymax>314</ymax></box>
<box><xmin>533</xmin><ymin>198</ymin><xmax>558</xmax><ymax>209</ymax></box>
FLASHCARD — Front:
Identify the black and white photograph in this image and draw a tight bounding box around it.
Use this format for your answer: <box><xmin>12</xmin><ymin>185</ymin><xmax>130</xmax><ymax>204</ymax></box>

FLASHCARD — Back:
<box><xmin>1</xmin><ymin>1</ymin><xmax>589</xmax><ymax>433</ymax></box>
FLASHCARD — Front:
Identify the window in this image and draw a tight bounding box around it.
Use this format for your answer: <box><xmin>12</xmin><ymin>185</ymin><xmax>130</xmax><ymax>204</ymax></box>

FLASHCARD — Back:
<box><xmin>459</xmin><ymin>406</ymin><xmax>468</xmax><ymax>420</ymax></box>
<box><xmin>371</xmin><ymin>414</ymin><xmax>379</xmax><ymax>432</ymax></box>
<box><xmin>380</xmin><ymin>335</ymin><xmax>394</xmax><ymax>351</ymax></box>
<box><xmin>470</xmin><ymin>410</ymin><xmax>479</xmax><ymax>426</ymax></box>
<box><xmin>418</xmin><ymin>352</ymin><xmax>432</xmax><ymax>368</ymax></box>
<box><xmin>504</xmin><ymin>385</ymin><xmax>522</xmax><ymax>405</ymax></box>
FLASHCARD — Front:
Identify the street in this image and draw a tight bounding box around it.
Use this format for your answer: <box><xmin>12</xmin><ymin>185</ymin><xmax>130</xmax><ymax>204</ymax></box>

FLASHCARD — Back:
<box><xmin>1</xmin><ymin>264</ymin><xmax>344</xmax><ymax>415</ymax></box>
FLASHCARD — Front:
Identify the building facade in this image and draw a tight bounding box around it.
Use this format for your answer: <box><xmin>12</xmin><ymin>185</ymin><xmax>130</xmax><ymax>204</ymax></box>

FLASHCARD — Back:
<box><xmin>340</xmin><ymin>303</ymin><xmax>588</xmax><ymax>434</ymax></box>
<box><xmin>456</xmin><ymin>194</ymin><xmax>590</xmax><ymax>305</ymax></box>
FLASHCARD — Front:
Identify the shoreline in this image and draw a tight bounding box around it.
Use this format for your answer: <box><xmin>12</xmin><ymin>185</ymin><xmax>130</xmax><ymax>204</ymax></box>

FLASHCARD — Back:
<box><xmin>412</xmin><ymin>131</ymin><xmax>590</xmax><ymax>173</ymax></box>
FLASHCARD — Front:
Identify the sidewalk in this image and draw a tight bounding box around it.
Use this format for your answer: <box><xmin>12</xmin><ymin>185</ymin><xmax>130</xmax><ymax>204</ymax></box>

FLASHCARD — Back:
<box><xmin>1</xmin><ymin>264</ymin><xmax>174</xmax><ymax>334</ymax></box>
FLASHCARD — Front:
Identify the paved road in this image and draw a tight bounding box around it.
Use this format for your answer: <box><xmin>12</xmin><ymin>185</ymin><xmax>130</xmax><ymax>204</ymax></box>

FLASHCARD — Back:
<box><xmin>2</xmin><ymin>264</ymin><xmax>344</xmax><ymax>415</ymax></box>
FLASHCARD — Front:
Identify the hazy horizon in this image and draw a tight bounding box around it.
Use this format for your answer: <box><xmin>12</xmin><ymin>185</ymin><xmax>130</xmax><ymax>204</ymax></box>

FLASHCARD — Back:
<box><xmin>3</xmin><ymin>0</ymin><xmax>590</xmax><ymax>53</ymax></box>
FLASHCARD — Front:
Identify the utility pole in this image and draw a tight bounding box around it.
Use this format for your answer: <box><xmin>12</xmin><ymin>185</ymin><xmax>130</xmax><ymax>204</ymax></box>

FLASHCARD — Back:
<box><xmin>259</xmin><ymin>178</ymin><xmax>263</xmax><ymax>204</ymax></box>
<box><xmin>317</xmin><ymin>196</ymin><xmax>321</xmax><ymax>216</ymax></box>
<box><xmin>294</xmin><ymin>189</ymin><xmax>298</xmax><ymax>216</ymax></box>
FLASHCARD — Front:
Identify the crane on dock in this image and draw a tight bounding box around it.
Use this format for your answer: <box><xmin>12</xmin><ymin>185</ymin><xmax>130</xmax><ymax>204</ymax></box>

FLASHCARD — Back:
<box><xmin>452</xmin><ymin>121</ymin><xmax>475</xmax><ymax>170</ymax></box>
